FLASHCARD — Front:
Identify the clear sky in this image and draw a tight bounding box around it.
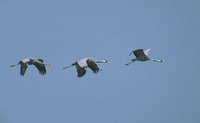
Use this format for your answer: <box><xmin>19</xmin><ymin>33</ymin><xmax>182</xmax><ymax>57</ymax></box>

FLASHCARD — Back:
<box><xmin>1</xmin><ymin>0</ymin><xmax>200</xmax><ymax>123</ymax></box>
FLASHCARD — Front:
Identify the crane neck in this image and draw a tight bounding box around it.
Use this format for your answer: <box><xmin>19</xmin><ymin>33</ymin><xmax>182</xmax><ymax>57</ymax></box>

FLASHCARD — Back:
<box><xmin>95</xmin><ymin>60</ymin><xmax>110</xmax><ymax>63</ymax></box>
<box><xmin>151</xmin><ymin>59</ymin><xmax>163</xmax><ymax>62</ymax></box>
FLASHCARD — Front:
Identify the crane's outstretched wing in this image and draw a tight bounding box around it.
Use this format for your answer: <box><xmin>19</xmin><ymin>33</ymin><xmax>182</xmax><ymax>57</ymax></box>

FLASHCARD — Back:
<box><xmin>20</xmin><ymin>63</ymin><xmax>28</xmax><ymax>76</ymax></box>
<box><xmin>133</xmin><ymin>49</ymin><xmax>146</xmax><ymax>58</ymax></box>
<box><xmin>75</xmin><ymin>62</ymin><xmax>87</xmax><ymax>77</ymax></box>
<box><xmin>87</xmin><ymin>59</ymin><xmax>100</xmax><ymax>74</ymax></box>
<box><xmin>33</xmin><ymin>59</ymin><xmax>46</xmax><ymax>75</ymax></box>
<box><xmin>143</xmin><ymin>48</ymin><xmax>151</xmax><ymax>56</ymax></box>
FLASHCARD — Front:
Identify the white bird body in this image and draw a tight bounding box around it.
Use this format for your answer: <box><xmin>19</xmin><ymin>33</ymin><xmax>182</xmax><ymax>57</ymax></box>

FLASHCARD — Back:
<box><xmin>10</xmin><ymin>58</ymin><xmax>52</xmax><ymax>76</ymax></box>
<box><xmin>63</xmin><ymin>57</ymin><xmax>110</xmax><ymax>77</ymax></box>
<box><xmin>125</xmin><ymin>48</ymin><xmax>163</xmax><ymax>65</ymax></box>
<box><xmin>21</xmin><ymin>58</ymin><xmax>31</xmax><ymax>63</ymax></box>
<box><xmin>77</xmin><ymin>57</ymin><xmax>90</xmax><ymax>67</ymax></box>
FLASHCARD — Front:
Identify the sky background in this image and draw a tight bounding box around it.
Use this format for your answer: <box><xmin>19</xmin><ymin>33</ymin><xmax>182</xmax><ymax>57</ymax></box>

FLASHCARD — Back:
<box><xmin>0</xmin><ymin>0</ymin><xmax>200</xmax><ymax>123</ymax></box>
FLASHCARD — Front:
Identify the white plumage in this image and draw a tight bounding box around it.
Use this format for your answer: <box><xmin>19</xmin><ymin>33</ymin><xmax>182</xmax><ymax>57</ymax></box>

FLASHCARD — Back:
<box><xmin>77</xmin><ymin>57</ymin><xmax>89</xmax><ymax>67</ymax></box>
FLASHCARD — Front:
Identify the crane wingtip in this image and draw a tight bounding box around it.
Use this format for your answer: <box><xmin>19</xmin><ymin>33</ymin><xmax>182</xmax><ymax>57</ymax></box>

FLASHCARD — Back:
<box><xmin>129</xmin><ymin>52</ymin><xmax>133</xmax><ymax>56</ymax></box>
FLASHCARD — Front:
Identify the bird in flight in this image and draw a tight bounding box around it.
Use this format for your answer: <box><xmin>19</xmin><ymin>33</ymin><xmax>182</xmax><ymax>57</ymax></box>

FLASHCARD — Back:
<box><xmin>63</xmin><ymin>57</ymin><xmax>110</xmax><ymax>77</ymax></box>
<box><xmin>10</xmin><ymin>58</ymin><xmax>52</xmax><ymax>76</ymax></box>
<box><xmin>125</xmin><ymin>48</ymin><xmax>163</xmax><ymax>65</ymax></box>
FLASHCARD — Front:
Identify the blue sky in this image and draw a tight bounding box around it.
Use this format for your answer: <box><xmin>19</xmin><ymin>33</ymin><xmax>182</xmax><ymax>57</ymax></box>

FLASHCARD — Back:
<box><xmin>1</xmin><ymin>0</ymin><xmax>200</xmax><ymax>123</ymax></box>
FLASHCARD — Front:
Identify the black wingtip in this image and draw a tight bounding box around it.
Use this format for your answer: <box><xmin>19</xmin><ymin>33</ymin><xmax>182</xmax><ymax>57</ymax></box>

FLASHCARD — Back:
<box><xmin>77</xmin><ymin>75</ymin><xmax>84</xmax><ymax>78</ymax></box>
<box><xmin>129</xmin><ymin>52</ymin><xmax>133</xmax><ymax>56</ymax></box>
<box><xmin>40</xmin><ymin>72</ymin><xmax>46</xmax><ymax>75</ymax></box>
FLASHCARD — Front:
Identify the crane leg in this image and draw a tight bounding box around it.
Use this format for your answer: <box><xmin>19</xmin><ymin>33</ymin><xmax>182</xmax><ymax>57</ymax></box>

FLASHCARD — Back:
<box><xmin>125</xmin><ymin>61</ymin><xmax>134</xmax><ymax>65</ymax></box>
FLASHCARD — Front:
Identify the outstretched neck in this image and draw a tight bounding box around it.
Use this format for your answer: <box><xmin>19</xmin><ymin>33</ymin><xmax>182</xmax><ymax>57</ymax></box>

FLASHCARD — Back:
<box><xmin>151</xmin><ymin>59</ymin><xmax>163</xmax><ymax>62</ymax></box>
<box><xmin>96</xmin><ymin>60</ymin><xmax>105</xmax><ymax>63</ymax></box>
<box><xmin>95</xmin><ymin>60</ymin><xmax>110</xmax><ymax>63</ymax></box>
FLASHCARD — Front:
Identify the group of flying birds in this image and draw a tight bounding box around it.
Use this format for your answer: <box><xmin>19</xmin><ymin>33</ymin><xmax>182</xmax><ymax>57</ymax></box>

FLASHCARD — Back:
<box><xmin>10</xmin><ymin>49</ymin><xmax>163</xmax><ymax>77</ymax></box>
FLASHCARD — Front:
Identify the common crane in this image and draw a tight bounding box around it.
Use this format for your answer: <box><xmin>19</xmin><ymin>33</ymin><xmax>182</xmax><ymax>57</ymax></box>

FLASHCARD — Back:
<box><xmin>63</xmin><ymin>57</ymin><xmax>110</xmax><ymax>77</ymax></box>
<box><xmin>10</xmin><ymin>58</ymin><xmax>52</xmax><ymax>76</ymax></box>
<box><xmin>125</xmin><ymin>49</ymin><xmax>163</xmax><ymax>65</ymax></box>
